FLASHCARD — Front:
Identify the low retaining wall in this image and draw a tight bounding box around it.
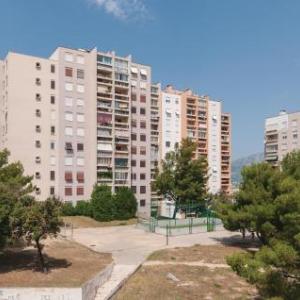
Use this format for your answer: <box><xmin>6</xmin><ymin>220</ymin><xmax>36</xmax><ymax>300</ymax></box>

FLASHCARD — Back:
<box><xmin>0</xmin><ymin>262</ymin><xmax>114</xmax><ymax>300</ymax></box>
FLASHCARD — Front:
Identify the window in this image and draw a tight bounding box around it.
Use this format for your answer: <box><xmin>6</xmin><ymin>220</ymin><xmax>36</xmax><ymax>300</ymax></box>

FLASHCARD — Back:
<box><xmin>36</xmin><ymin>125</ymin><xmax>41</xmax><ymax>133</ymax></box>
<box><xmin>131</xmin><ymin>94</ymin><xmax>137</xmax><ymax>101</ymax></box>
<box><xmin>77</xmin><ymin>84</ymin><xmax>85</xmax><ymax>93</ymax></box>
<box><xmin>77</xmin><ymin>158</ymin><xmax>84</xmax><ymax>166</ymax></box>
<box><xmin>140</xmin><ymin>186</ymin><xmax>146</xmax><ymax>194</ymax></box>
<box><xmin>50</xmin><ymin>95</ymin><xmax>55</xmax><ymax>104</ymax></box>
<box><xmin>50</xmin><ymin>186</ymin><xmax>55</xmax><ymax>196</ymax></box>
<box><xmin>65</xmin><ymin>157</ymin><xmax>73</xmax><ymax>166</ymax></box>
<box><xmin>35</xmin><ymin>187</ymin><xmax>41</xmax><ymax>195</ymax></box>
<box><xmin>140</xmin><ymin>95</ymin><xmax>146</xmax><ymax>103</ymax></box>
<box><xmin>140</xmin><ymin>121</ymin><xmax>146</xmax><ymax>129</ymax></box>
<box><xmin>77</xmin><ymin>172</ymin><xmax>84</xmax><ymax>183</ymax></box>
<box><xmin>35</xmin><ymin>172</ymin><xmax>41</xmax><ymax>179</ymax></box>
<box><xmin>65</xmin><ymin>142</ymin><xmax>73</xmax><ymax>153</ymax></box>
<box><xmin>65</xmin><ymin>127</ymin><xmax>73</xmax><ymax>136</ymax></box>
<box><xmin>140</xmin><ymin>199</ymin><xmax>146</xmax><ymax>207</ymax></box>
<box><xmin>77</xmin><ymin>69</ymin><xmax>84</xmax><ymax>79</ymax></box>
<box><xmin>50</xmin><ymin>142</ymin><xmax>55</xmax><ymax>150</ymax></box>
<box><xmin>65</xmin><ymin>82</ymin><xmax>74</xmax><ymax>91</ymax></box>
<box><xmin>77</xmin><ymin>113</ymin><xmax>85</xmax><ymax>122</ymax></box>
<box><xmin>65</xmin><ymin>172</ymin><xmax>73</xmax><ymax>183</ymax></box>
<box><xmin>131</xmin><ymin>186</ymin><xmax>137</xmax><ymax>193</ymax></box>
<box><xmin>36</xmin><ymin>78</ymin><xmax>41</xmax><ymax>86</ymax></box>
<box><xmin>77</xmin><ymin>128</ymin><xmax>85</xmax><ymax>136</ymax></box>
<box><xmin>131</xmin><ymin>133</ymin><xmax>137</xmax><ymax>141</ymax></box>
<box><xmin>140</xmin><ymin>173</ymin><xmax>146</xmax><ymax>180</ymax></box>
<box><xmin>65</xmin><ymin>112</ymin><xmax>73</xmax><ymax>122</ymax></box>
<box><xmin>131</xmin><ymin>160</ymin><xmax>136</xmax><ymax>167</ymax></box>
<box><xmin>76</xmin><ymin>56</ymin><xmax>85</xmax><ymax>64</ymax></box>
<box><xmin>65</xmin><ymin>67</ymin><xmax>73</xmax><ymax>77</ymax></box>
<box><xmin>131</xmin><ymin>146</ymin><xmax>137</xmax><ymax>154</ymax></box>
<box><xmin>50</xmin><ymin>156</ymin><xmax>56</xmax><ymax>165</ymax></box>
<box><xmin>293</xmin><ymin>133</ymin><xmax>298</xmax><ymax>139</ymax></box>
<box><xmin>35</xmin><ymin>62</ymin><xmax>41</xmax><ymax>70</ymax></box>
<box><xmin>140</xmin><ymin>134</ymin><xmax>146</xmax><ymax>142</ymax></box>
<box><xmin>65</xmin><ymin>187</ymin><xmax>72</xmax><ymax>196</ymax></box>
<box><xmin>77</xmin><ymin>143</ymin><xmax>84</xmax><ymax>151</ymax></box>
<box><xmin>36</xmin><ymin>109</ymin><xmax>41</xmax><ymax>117</ymax></box>
<box><xmin>65</xmin><ymin>97</ymin><xmax>73</xmax><ymax>107</ymax></box>
<box><xmin>140</xmin><ymin>108</ymin><xmax>146</xmax><ymax>115</ymax></box>
<box><xmin>166</xmin><ymin>141</ymin><xmax>171</xmax><ymax>147</ymax></box>
<box><xmin>131</xmin><ymin>173</ymin><xmax>136</xmax><ymax>180</ymax></box>
<box><xmin>140</xmin><ymin>82</ymin><xmax>147</xmax><ymax>89</ymax></box>
<box><xmin>50</xmin><ymin>80</ymin><xmax>55</xmax><ymax>90</ymax></box>
<box><xmin>140</xmin><ymin>146</ymin><xmax>146</xmax><ymax>155</ymax></box>
<box><xmin>77</xmin><ymin>99</ymin><xmax>84</xmax><ymax>106</ymax></box>
<box><xmin>131</xmin><ymin>120</ymin><xmax>137</xmax><ymax>128</ymax></box>
<box><xmin>50</xmin><ymin>171</ymin><xmax>55</xmax><ymax>181</ymax></box>
<box><xmin>140</xmin><ymin>160</ymin><xmax>146</xmax><ymax>167</ymax></box>
<box><xmin>77</xmin><ymin>187</ymin><xmax>84</xmax><ymax>196</ymax></box>
<box><xmin>65</xmin><ymin>53</ymin><xmax>74</xmax><ymax>62</ymax></box>
<box><xmin>50</xmin><ymin>64</ymin><xmax>55</xmax><ymax>73</ymax></box>
<box><xmin>36</xmin><ymin>93</ymin><xmax>41</xmax><ymax>101</ymax></box>
<box><xmin>131</xmin><ymin>106</ymin><xmax>137</xmax><ymax>114</ymax></box>
<box><xmin>50</xmin><ymin>126</ymin><xmax>55</xmax><ymax>135</ymax></box>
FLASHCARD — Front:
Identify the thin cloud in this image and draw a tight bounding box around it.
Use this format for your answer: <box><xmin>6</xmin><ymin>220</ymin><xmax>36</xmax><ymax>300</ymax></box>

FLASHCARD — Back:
<box><xmin>90</xmin><ymin>0</ymin><xmax>149</xmax><ymax>20</ymax></box>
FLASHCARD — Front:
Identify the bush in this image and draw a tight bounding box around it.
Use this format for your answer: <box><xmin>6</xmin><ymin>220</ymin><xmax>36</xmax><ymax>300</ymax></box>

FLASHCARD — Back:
<box><xmin>61</xmin><ymin>202</ymin><xmax>76</xmax><ymax>216</ymax></box>
<box><xmin>91</xmin><ymin>185</ymin><xmax>114</xmax><ymax>221</ymax></box>
<box><xmin>75</xmin><ymin>200</ymin><xmax>92</xmax><ymax>217</ymax></box>
<box><xmin>114</xmin><ymin>187</ymin><xmax>137</xmax><ymax>220</ymax></box>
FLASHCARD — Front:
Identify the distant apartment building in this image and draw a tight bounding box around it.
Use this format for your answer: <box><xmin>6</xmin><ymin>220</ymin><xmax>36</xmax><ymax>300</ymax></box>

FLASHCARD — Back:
<box><xmin>159</xmin><ymin>85</ymin><xmax>231</xmax><ymax>195</ymax></box>
<box><xmin>0</xmin><ymin>47</ymin><xmax>152</xmax><ymax>217</ymax></box>
<box><xmin>265</xmin><ymin>110</ymin><xmax>300</xmax><ymax>165</ymax></box>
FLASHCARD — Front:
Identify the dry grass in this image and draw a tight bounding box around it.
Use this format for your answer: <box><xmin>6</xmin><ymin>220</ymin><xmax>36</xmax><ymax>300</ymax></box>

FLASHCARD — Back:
<box><xmin>147</xmin><ymin>244</ymin><xmax>249</xmax><ymax>264</ymax></box>
<box><xmin>62</xmin><ymin>216</ymin><xmax>137</xmax><ymax>229</ymax></box>
<box><xmin>114</xmin><ymin>265</ymin><xmax>258</xmax><ymax>300</ymax></box>
<box><xmin>0</xmin><ymin>238</ymin><xmax>112</xmax><ymax>287</ymax></box>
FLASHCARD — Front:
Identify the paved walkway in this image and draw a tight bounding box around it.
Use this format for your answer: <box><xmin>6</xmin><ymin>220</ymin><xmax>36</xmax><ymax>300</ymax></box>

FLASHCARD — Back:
<box><xmin>72</xmin><ymin>224</ymin><xmax>239</xmax><ymax>300</ymax></box>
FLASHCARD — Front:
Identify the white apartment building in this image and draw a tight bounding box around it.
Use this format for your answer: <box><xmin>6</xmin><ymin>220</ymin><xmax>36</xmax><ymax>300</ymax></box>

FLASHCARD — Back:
<box><xmin>0</xmin><ymin>47</ymin><xmax>152</xmax><ymax>217</ymax></box>
<box><xmin>265</xmin><ymin>110</ymin><xmax>300</xmax><ymax>165</ymax></box>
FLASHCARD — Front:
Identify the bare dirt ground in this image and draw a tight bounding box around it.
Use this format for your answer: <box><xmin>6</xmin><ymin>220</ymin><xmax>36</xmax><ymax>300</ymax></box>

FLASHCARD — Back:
<box><xmin>0</xmin><ymin>238</ymin><xmax>112</xmax><ymax>287</ymax></box>
<box><xmin>114</xmin><ymin>242</ymin><xmax>259</xmax><ymax>300</ymax></box>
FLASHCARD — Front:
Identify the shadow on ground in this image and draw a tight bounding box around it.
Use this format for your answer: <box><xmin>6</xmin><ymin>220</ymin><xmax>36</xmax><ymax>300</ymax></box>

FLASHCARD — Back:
<box><xmin>0</xmin><ymin>249</ymin><xmax>71</xmax><ymax>273</ymax></box>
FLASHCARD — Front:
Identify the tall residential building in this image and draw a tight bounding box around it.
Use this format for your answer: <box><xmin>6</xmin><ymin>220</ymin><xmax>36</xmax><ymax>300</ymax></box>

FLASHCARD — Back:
<box><xmin>159</xmin><ymin>86</ymin><xmax>232</xmax><ymax>195</ymax></box>
<box><xmin>265</xmin><ymin>110</ymin><xmax>300</xmax><ymax>165</ymax></box>
<box><xmin>0</xmin><ymin>47</ymin><xmax>152</xmax><ymax>217</ymax></box>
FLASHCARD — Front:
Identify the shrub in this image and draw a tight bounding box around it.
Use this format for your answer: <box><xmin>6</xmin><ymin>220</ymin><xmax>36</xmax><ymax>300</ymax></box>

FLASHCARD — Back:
<box><xmin>61</xmin><ymin>202</ymin><xmax>76</xmax><ymax>216</ymax></box>
<box><xmin>75</xmin><ymin>200</ymin><xmax>92</xmax><ymax>217</ymax></box>
<box><xmin>113</xmin><ymin>187</ymin><xmax>137</xmax><ymax>220</ymax></box>
<box><xmin>91</xmin><ymin>185</ymin><xmax>114</xmax><ymax>221</ymax></box>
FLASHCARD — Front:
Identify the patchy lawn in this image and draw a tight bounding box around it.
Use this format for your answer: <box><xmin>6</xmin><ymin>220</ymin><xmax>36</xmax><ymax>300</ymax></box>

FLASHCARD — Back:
<box><xmin>114</xmin><ymin>265</ymin><xmax>258</xmax><ymax>300</ymax></box>
<box><xmin>147</xmin><ymin>244</ymin><xmax>250</xmax><ymax>264</ymax></box>
<box><xmin>62</xmin><ymin>216</ymin><xmax>137</xmax><ymax>228</ymax></box>
<box><xmin>115</xmin><ymin>243</ymin><xmax>259</xmax><ymax>300</ymax></box>
<box><xmin>0</xmin><ymin>238</ymin><xmax>112</xmax><ymax>287</ymax></box>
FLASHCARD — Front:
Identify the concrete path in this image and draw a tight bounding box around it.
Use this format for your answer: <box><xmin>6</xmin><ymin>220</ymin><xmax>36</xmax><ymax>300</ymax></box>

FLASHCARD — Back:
<box><xmin>72</xmin><ymin>225</ymin><xmax>239</xmax><ymax>300</ymax></box>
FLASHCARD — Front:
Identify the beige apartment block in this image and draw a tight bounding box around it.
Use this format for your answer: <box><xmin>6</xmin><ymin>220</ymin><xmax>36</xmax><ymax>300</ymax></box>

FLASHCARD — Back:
<box><xmin>159</xmin><ymin>86</ymin><xmax>232</xmax><ymax>196</ymax></box>
<box><xmin>0</xmin><ymin>47</ymin><xmax>153</xmax><ymax>217</ymax></box>
<box><xmin>265</xmin><ymin>110</ymin><xmax>300</xmax><ymax>165</ymax></box>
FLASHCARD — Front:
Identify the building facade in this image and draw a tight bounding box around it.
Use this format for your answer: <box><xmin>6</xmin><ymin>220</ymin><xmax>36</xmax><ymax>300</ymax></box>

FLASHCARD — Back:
<box><xmin>159</xmin><ymin>86</ymin><xmax>232</xmax><ymax>195</ymax></box>
<box><xmin>265</xmin><ymin>110</ymin><xmax>300</xmax><ymax>165</ymax></box>
<box><xmin>0</xmin><ymin>47</ymin><xmax>152</xmax><ymax>217</ymax></box>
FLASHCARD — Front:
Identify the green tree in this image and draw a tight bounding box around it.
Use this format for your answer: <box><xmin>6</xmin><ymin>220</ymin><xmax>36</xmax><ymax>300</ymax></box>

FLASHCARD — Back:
<box><xmin>75</xmin><ymin>200</ymin><xmax>92</xmax><ymax>217</ymax></box>
<box><xmin>219</xmin><ymin>152</ymin><xmax>300</xmax><ymax>299</ymax></box>
<box><xmin>154</xmin><ymin>139</ymin><xmax>208</xmax><ymax>217</ymax></box>
<box><xmin>114</xmin><ymin>187</ymin><xmax>137</xmax><ymax>220</ymax></box>
<box><xmin>0</xmin><ymin>149</ymin><xmax>33</xmax><ymax>249</ymax></box>
<box><xmin>10</xmin><ymin>197</ymin><xmax>62</xmax><ymax>273</ymax></box>
<box><xmin>91</xmin><ymin>185</ymin><xmax>114</xmax><ymax>221</ymax></box>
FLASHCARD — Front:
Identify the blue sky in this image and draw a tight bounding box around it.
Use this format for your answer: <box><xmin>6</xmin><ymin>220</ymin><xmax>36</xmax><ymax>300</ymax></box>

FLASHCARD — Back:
<box><xmin>1</xmin><ymin>0</ymin><xmax>300</xmax><ymax>159</ymax></box>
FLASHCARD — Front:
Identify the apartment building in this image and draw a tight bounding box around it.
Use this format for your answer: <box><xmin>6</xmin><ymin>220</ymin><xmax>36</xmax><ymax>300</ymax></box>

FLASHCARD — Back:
<box><xmin>159</xmin><ymin>86</ymin><xmax>231</xmax><ymax>195</ymax></box>
<box><xmin>265</xmin><ymin>110</ymin><xmax>300</xmax><ymax>165</ymax></box>
<box><xmin>0</xmin><ymin>47</ymin><xmax>152</xmax><ymax>217</ymax></box>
